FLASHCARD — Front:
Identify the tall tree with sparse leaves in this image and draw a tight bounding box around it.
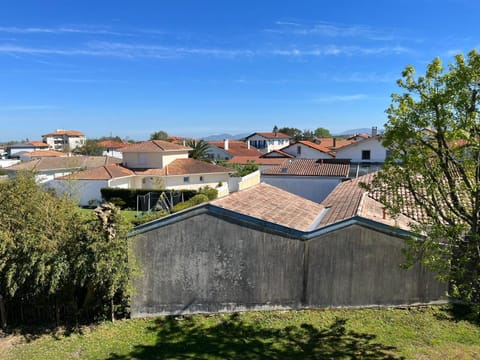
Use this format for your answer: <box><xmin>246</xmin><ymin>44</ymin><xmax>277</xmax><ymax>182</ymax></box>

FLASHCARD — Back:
<box><xmin>370</xmin><ymin>49</ymin><xmax>480</xmax><ymax>306</ymax></box>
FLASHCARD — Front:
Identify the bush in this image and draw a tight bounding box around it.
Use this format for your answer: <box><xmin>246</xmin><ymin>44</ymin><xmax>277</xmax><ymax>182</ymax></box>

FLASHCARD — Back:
<box><xmin>198</xmin><ymin>186</ymin><xmax>218</xmax><ymax>200</ymax></box>
<box><xmin>101</xmin><ymin>188</ymin><xmax>198</xmax><ymax>209</ymax></box>
<box><xmin>131</xmin><ymin>210</ymin><xmax>169</xmax><ymax>226</ymax></box>
<box><xmin>172</xmin><ymin>194</ymin><xmax>209</xmax><ymax>213</ymax></box>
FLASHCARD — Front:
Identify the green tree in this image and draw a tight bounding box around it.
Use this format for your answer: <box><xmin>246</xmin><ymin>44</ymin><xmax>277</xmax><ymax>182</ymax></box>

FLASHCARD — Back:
<box><xmin>278</xmin><ymin>127</ymin><xmax>302</xmax><ymax>141</ymax></box>
<box><xmin>370</xmin><ymin>50</ymin><xmax>480</xmax><ymax>305</ymax></box>
<box><xmin>81</xmin><ymin>202</ymin><xmax>133</xmax><ymax>322</ymax></box>
<box><xmin>314</xmin><ymin>127</ymin><xmax>332</xmax><ymax>138</ymax></box>
<box><xmin>186</xmin><ymin>139</ymin><xmax>211</xmax><ymax>162</ymax></box>
<box><xmin>150</xmin><ymin>130</ymin><xmax>169</xmax><ymax>141</ymax></box>
<box><xmin>75</xmin><ymin>139</ymin><xmax>104</xmax><ymax>156</ymax></box>
<box><xmin>0</xmin><ymin>171</ymin><xmax>83</xmax><ymax>324</ymax></box>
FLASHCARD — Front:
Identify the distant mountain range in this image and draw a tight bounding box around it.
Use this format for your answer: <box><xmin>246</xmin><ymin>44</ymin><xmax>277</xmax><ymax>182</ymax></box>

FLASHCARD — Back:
<box><xmin>201</xmin><ymin>133</ymin><xmax>251</xmax><ymax>141</ymax></box>
<box><xmin>201</xmin><ymin>128</ymin><xmax>382</xmax><ymax>141</ymax></box>
<box><xmin>336</xmin><ymin>128</ymin><xmax>383</xmax><ymax>136</ymax></box>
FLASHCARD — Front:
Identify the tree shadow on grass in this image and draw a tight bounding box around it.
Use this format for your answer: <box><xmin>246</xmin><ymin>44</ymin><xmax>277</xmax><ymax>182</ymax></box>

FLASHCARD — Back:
<box><xmin>434</xmin><ymin>304</ymin><xmax>480</xmax><ymax>326</ymax></box>
<box><xmin>108</xmin><ymin>313</ymin><xmax>403</xmax><ymax>359</ymax></box>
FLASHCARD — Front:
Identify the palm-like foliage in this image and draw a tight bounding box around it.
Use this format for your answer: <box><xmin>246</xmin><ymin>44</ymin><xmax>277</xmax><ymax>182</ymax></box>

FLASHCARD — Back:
<box><xmin>186</xmin><ymin>139</ymin><xmax>212</xmax><ymax>162</ymax></box>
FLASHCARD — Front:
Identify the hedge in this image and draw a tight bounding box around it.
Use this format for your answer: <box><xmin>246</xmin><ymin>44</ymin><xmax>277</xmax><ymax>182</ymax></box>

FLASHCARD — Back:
<box><xmin>100</xmin><ymin>188</ymin><xmax>197</xmax><ymax>209</ymax></box>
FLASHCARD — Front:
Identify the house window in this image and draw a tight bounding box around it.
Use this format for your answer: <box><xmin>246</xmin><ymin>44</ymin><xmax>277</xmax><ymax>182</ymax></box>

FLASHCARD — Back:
<box><xmin>183</xmin><ymin>176</ymin><xmax>190</xmax><ymax>183</ymax></box>
<box><xmin>385</xmin><ymin>150</ymin><xmax>392</xmax><ymax>159</ymax></box>
<box><xmin>297</xmin><ymin>146</ymin><xmax>301</xmax><ymax>155</ymax></box>
<box><xmin>200</xmin><ymin>176</ymin><xmax>204</xmax><ymax>182</ymax></box>
<box><xmin>362</xmin><ymin>150</ymin><xmax>371</xmax><ymax>160</ymax></box>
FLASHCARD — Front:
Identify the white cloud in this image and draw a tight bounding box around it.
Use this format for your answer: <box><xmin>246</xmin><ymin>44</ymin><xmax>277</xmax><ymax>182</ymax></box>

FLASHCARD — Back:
<box><xmin>269</xmin><ymin>21</ymin><xmax>400</xmax><ymax>41</ymax></box>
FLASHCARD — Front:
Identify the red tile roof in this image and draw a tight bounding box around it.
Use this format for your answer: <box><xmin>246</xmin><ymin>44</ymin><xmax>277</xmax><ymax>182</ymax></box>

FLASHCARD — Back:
<box><xmin>211</xmin><ymin>183</ymin><xmax>325</xmax><ymax>231</ymax></box>
<box><xmin>262</xmin><ymin>159</ymin><xmax>350</xmax><ymax>177</ymax></box>
<box><xmin>98</xmin><ymin>140</ymin><xmax>129</xmax><ymax>149</ymax></box>
<box><xmin>246</xmin><ymin>132</ymin><xmax>290</xmax><ymax>139</ymax></box>
<box><xmin>227</xmin><ymin>156</ymin><xmax>287</xmax><ymax>166</ymax></box>
<box><xmin>315</xmin><ymin>137</ymin><xmax>357</xmax><ymax>150</ymax></box>
<box><xmin>23</xmin><ymin>150</ymin><xmax>65</xmax><ymax>158</ymax></box>
<box><xmin>27</xmin><ymin>141</ymin><xmax>49</xmax><ymax>148</ymax></box>
<box><xmin>42</xmin><ymin>129</ymin><xmax>84</xmax><ymax>137</ymax></box>
<box><xmin>134</xmin><ymin>158</ymin><xmax>233</xmax><ymax>176</ymax></box>
<box><xmin>319</xmin><ymin>173</ymin><xmax>415</xmax><ymax>230</ymax></box>
<box><xmin>297</xmin><ymin>140</ymin><xmax>332</xmax><ymax>154</ymax></box>
<box><xmin>60</xmin><ymin>164</ymin><xmax>135</xmax><ymax>180</ymax></box>
<box><xmin>5</xmin><ymin>156</ymin><xmax>121</xmax><ymax>172</ymax></box>
<box><xmin>208</xmin><ymin>140</ymin><xmax>263</xmax><ymax>157</ymax></box>
<box><xmin>120</xmin><ymin>140</ymin><xmax>191</xmax><ymax>153</ymax></box>
<box><xmin>260</xmin><ymin>150</ymin><xmax>294</xmax><ymax>158</ymax></box>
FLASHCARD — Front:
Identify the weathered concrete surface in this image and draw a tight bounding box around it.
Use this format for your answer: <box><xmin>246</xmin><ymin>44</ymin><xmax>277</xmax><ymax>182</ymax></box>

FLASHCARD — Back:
<box><xmin>131</xmin><ymin>213</ymin><xmax>447</xmax><ymax>317</ymax></box>
<box><xmin>305</xmin><ymin>225</ymin><xmax>447</xmax><ymax>307</ymax></box>
<box><xmin>131</xmin><ymin>213</ymin><xmax>305</xmax><ymax>317</ymax></box>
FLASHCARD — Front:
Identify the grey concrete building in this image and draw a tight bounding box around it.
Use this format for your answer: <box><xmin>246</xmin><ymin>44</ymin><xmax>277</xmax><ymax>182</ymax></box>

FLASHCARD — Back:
<box><xmin>130</xmin><ymin>179</ymin><xmax>447</xmax><ymax>317</ymax></box>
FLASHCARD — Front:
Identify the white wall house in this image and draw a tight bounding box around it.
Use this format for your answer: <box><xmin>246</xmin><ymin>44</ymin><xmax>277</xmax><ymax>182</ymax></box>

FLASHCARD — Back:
<box><xmin>206</xmin><ymin>139</ymin><xmax>262</xmax><ymax>161</ymax></box>
<box><xmin>6</xmin><ymin>141</ymin><xmax>49</xmax><ymax>157</ymax></box>
<box><xmin>42</xmin><ymin>129</ymin><xmax>86</xmax><ymax>151</ymax></box>
<box><xmin>49</xmin><ymin>140</ymin><xmax>243</xmax><ymax>206</ymax></box>
<box><xmin>280</xmin><ymin>141</ymin><xmax>334</xmax><ymax>159</ymax></box>
<box><xmin>334</xmin><ymin>137</ymin><xmax>388</xmax><ymax>163</ymax></box>
<box><xmin>245</xmin><ymin>132</ymin><xmax>290</xmax><ymax>153</ymax></box>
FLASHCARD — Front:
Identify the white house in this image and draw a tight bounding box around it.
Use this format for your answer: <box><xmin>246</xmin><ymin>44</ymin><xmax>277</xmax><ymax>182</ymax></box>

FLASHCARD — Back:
<box><xmin>244</xmin><ymin>132</ymin><xmax>290</xmax><ymax>153</ymax></box>
<box><xmin>6</xmin><ymin>141</ymin><xmax>49</xmax><ymax>158</ymax></box>
<box><xmin>42</xmin><ymin>129</ymin><xmax>86</xmax><ymax>151</ymax></box>
<box><xmin>261</xmin><ymin>159</ymin><xmax>350</xmax><ymax>203</ymax></box>
<box><xmin>50</xmin><ymin>140</ymin><xmax>237</xmax><ymax>206</ymax></box>
<box><xmin>206</xmin><ymin>139</ymin><xmax>263</xmax><ymax>161</ymax></box>
<box><xmin>280</xmin><ymin>141</ymin><xmax>334</xmax><ymax>159</ymax></box>
<box><xmin>334</xmin><ymin>136</ymin><xmax>388</xmax><ymax>163</ymax></box>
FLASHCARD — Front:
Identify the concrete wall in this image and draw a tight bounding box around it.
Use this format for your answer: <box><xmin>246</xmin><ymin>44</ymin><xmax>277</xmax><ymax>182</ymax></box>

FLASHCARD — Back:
<box><xmin>261</xmin><ymin>175</ymin><xmax>342</xmax><ymax>203</ymax></box>
<box><xmin>306</xmin><ymin>225</ymin><xmax>446</xmax><ymax>307</ymax></box>
<box><xmin>131</xmin><ymin>212</ymin><xmax>447</xmax><ymax>317</ymax></box>
<box><xmin>132</xmin><ymin>213</ymin><xmax>305</xmax><ymax>316</ymax></box>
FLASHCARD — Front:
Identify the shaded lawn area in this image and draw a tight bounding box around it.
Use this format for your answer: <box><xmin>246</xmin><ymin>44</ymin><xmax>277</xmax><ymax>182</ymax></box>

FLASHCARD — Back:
<box><xmin>3</xmin><ymin>306</ymin><xmax>480</xmax><ymax>359</ymax></box>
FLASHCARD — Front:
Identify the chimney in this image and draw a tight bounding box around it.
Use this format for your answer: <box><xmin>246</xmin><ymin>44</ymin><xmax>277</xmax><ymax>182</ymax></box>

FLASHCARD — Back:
<box><xmin>224</xmin><ymin>139</ymin><xmax>229</xmax><ymax>150</ymax></box>
<box><xmin>333</xmin><ymin>138</ymin><xmax>337</xmax><ymax>148</ymax></box>
<box><xmin>247</xmin><ymin>140</ymin><xmax>250</xmax><ymax>149</ymax></box>
<box><xmin>372</xmin><ymin>126</ymin><xmax>378</xmax><ymax>137</ymax></box>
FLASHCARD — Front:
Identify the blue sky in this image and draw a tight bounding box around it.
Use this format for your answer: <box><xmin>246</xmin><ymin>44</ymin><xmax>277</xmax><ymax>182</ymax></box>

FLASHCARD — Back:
<box><xmin>0</xmin><ymin>0</ymin><xmax>479</xmax><ymax>141</ymax></box>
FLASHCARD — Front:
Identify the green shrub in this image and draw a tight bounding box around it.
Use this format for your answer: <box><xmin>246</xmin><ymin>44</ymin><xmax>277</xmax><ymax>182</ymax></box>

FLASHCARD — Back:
<box><xmin>101</xmin><ymin>188</ymin><xmax>198</xmax><ymax>209</ymax></box>
<box><xmin>131</xmin><ymin>210</ymin><xmax>169</xmax><ymax>226</ymax></box>
<box><xmin>110</xmin><ymin>197</ymin><xmax>127</xmax><ymax>208</ymax></box>
<box><xmin>172</xmin><ymin>194</ymin><xmax>209</xmax><ymax>213</ymax></box>
<box><xmin>198</xmin><ymin>186</ymin><xmax>218</xmax><ymax>200</ymax></box>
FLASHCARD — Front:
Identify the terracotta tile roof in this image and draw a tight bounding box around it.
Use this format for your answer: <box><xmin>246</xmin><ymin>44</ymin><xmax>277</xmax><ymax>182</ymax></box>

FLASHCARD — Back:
<box><xmin>262</xmin><ymin>159</ymin><xmax>350</xmax><ymax>177</ymax></box>
<box><xmin>297</xmin><ymin>140</ymin><xmax>332</xmax><ymax>154</ymax></box>
<box><xmin>98</xmin><ymin>140</ymin><xmax>129</xmax><ymax>148</ymax></box>
<box><xmin>42</xmin><ymin>129</ymin><xmax>84</xmax><ymax>137</ymax></box>
<box><xmin>246</xmin><ymin>132</ymin><xmax>290</xmax><ymax>139</ymax></box>
<box><xmin>211</xmin><ymin>183</ymin><xmax>325</xmax><ymax>231</ymax></box>
<box><xmin>27</xmin><ymin>141</ymin><xmax>49</xmax><ymax>148</ymax></box>
<box><xmin>134</xmin><ymin>158</ymin><xmax>233</xmax><ymax>176</ymax></box>
<box><xmin>319</xmin><ymin>173</ymin><xmax>415</xmax><ymax>230</ymax></box>
<box><xmin>120</xmin><ymin>140</ymin><xmax>191</xmax><ymax>153</ymax></box>
<box><xmin>227</xmin><ymin>156</ymin><xmax>287</xmax><ymax>166</ymax></box>
<box><xmin>315</xmin><ymin>137</ymin><xmax>357</xmax><ymax>150</ymax></box>
<box><xmin>61</xmin><ymin>164</ymin><xmax>135</xmax><ymax>180</ymax></box>
<box><xmin>260</xmin><ymin>150</ymin><xmax>295</xmax><ymax>158</ymax></box>
<box><xmin>5</xmin><ymin>156</ymin><xmax>121</xmax><ymax>172</ymax></box>
<box><xmin>23</xmin><ymin>150</ymin><xmax>65</xmax><ymax>158</ymax></box>
<box><xmin>208</xmin><ymin>140</ymin><xmax>263</xmax><ymax>157</ymax></box>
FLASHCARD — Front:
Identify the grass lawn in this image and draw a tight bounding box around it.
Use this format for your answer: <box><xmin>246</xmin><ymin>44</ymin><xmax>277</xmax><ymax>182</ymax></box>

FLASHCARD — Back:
<box><xmin>78</xmin><ymin>207</ymin><xmax>139</xmax><ymax>224</ymax></box>
<box><xmin>2</xmin><ymin>306</ymin><xmax>480</xmax><ymax>359</ymax></box>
